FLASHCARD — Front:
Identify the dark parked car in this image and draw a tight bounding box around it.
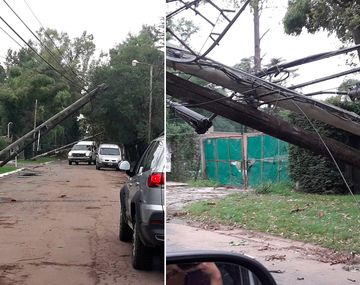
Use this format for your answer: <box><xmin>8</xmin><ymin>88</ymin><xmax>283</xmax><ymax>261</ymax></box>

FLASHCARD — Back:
<box><xmin>118</xmin><ymin>136</ymin><xmax>165</xmax><ymax>270</ymax></box>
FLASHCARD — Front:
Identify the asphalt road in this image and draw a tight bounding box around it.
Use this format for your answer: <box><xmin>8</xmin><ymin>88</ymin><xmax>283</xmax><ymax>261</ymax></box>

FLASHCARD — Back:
<box><xmin>0</xmin><ymin>161</ymin><xmax>163</xmax><ymax>285</ymax></box>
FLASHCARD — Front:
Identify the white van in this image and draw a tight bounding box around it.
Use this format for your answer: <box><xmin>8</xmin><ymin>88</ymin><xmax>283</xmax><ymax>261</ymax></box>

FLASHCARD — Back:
<box><xmin>68</xmin><ymin>141</ymin><xmax>97</xmax><ymax>165</ymax></box>
<box><xmin>96</xmin><ymin>144</ymin><xmax>122</xmax><ymax>170</ymax></box>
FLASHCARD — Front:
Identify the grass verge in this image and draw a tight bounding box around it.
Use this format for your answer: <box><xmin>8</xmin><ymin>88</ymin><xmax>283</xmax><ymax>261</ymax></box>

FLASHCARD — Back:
<box><xmin>186</xmin><ymin>182</ymin><xmax>360</xmax><ymax>252</ymax></box>
<box><xmin>0</xmin><ymin>166</ymin><xmax>17</xmax><ymax>174</ymax></box>
<box><xmin>18</xmin><ymin>157</ymin><xmax>56</xmax><ymax>164</ymax></box>
<box><xmin>187</xmin><ymin>179</ymin><xmax>220</xmax><ymax>187</ymax></box>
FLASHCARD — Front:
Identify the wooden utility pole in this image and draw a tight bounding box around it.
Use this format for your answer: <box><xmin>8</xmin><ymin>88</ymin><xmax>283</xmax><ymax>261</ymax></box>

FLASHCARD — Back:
<box><xmin>167</xmin><ymin>73</ymin><xmax>360</xmax><ymax>168</ymax></box>
<box><xmin>0</xmin><ymin>84</ymin><xmax>108</xmax><ymax>167</ymax></box>
<box><xmin>253</xmin><ymin>0</ymin><xmax>261</xmax><ymax>72</ymax></box>
<box><xmin>148</xmin><ymin>64</ymin><xmax>153</xmax><ymax>143</ymax></box>
<box><xmin>30</xmin><ymin>132</ymin><xmax>102</xmax><ymax>160</ymax></box>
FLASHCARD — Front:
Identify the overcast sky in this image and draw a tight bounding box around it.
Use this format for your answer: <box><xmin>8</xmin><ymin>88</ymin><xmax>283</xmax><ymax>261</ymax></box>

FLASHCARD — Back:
<box><xmin>1</xmin><ymin>0</ymin><xmax>358</xmax><ymax>96</ymax></box>
<box><xmin>0</xmin><ymin>0</ymin><xmax>164</xmax><ymax>61</ymax></box>
<box><xmin>167</xmin><ymin>0</ymin><xmax>358</xmax><ymax>96</ymax></box>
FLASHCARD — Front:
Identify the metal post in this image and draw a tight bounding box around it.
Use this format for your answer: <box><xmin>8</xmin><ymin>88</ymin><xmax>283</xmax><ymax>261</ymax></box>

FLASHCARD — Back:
<box><xmin>7</xmin><ymin>122</ymin><xmax>13</xmax><ymax>139</ymax></box>
<box><xmin>33</xmin><ymin>99</ymin><xmax>37</xmax><ymax>155</ymax></box>
<box><xmin>148</xmin><ymin>65</ymin><xmax>153</xmax><ymax>143</ymax></box>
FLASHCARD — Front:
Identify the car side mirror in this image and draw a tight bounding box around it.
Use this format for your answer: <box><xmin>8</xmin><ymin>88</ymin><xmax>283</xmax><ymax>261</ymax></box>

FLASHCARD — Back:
<box><xmin>118</xmin><ymin>160</ymin><xmax>130</xmax><ymax>171</ymax></box>
<box><xmin>167</xmin><ymin>251</ymin><xmax>277</xmax><ymax>285</ymax></box>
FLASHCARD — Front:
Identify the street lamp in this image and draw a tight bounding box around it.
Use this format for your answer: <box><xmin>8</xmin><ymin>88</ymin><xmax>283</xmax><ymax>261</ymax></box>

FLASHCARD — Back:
<box><xmin>7</xmin><ymin>122</ymin><xmax>13</xmax><ymax>139</ymax></box>
<box><xmin>132</xmin><ymin>59</ymin><xmax>153</xmax><ymax>143</ymax></box>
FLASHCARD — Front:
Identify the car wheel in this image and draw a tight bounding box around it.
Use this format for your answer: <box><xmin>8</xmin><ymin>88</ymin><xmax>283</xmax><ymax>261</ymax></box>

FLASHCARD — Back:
<box><xmin>119</xmin><ymin>210</ymin><xmax>132</xmax><ymax>242</ymax></box>
<box><xmin>88</xmin><ymin>161</ymin><xmax>91</xmax><ymax>165</ymax></box>
<box><xmin>68</xmin><ymin>161</ymin><xmax>72</xmax><ymax>165</ymax></box>
<box><xmin>132</xmin><ymin>219</ymin><xmax>153</xmax><ymax>270</ymax></box>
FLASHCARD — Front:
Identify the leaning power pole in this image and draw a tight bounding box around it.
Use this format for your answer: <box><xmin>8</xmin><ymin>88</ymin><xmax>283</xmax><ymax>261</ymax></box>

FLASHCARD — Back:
<box><xmin>0</xmin><ymin>84</ymin><xmax>108</xmax><ymax>167</ymax></box>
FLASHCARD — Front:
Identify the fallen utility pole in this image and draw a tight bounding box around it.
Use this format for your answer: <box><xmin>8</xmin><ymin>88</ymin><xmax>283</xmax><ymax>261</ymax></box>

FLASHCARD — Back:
<box><xmin>30</xmin><ymin>132</ymin><xmax>103</xmax><ymax>160</ymax></box>
<box><xmin>167</xmin><ymin>47</ymin><xmax>360</xmax><ymax>137</ymax></box>
<box><xmin>0</xmin><ymin>84</ymin><xmax>108</xmax><ymax>167</ymax></box>
<box><xmin>167</xmin><ymin>72</ymin><xmax>360</xmax><ymax>168</ymax></box>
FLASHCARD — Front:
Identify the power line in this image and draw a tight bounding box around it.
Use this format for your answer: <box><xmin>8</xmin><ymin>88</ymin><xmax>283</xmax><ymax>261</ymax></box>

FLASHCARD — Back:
<box><xmin>256</xmin><ymin>44</ymin><xmax>360</xmax><ymax>77</ymax></box>
<box><xmin>0</xmin><ymin>25</ymin><xmax>23</xmax><ymax>48</ymax></box>
<box><xmin>2</xmin><ymin>0</ymin><xmax>86</xmax><ymax>90</ymax></box>
<box><xmin>0</xmin><ymin>15</ymin><xmax>84</xmax><ymax>91</ymax></box>
<box><xmin>22</xmin><ymin>0</ymin><xmax>87</xmax><ymax>86</ymax></box>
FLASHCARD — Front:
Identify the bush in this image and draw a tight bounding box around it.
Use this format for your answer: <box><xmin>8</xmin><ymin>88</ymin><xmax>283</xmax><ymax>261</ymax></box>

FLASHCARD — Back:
<box><xmin>166</xmin><ymin>120</ymin><xmax>200</xmax><ymax>182</ymax></box>
<box><xmin>288</xmin><ymin>97</ymin><xmax>360</xmax><ymax>194</ymax></box>
<box><xmin>254</xmin><ymin>182</ymin><xmax>293</xmax><ymax>195</ymax></box>
<box><xmin>0</xmin><ymin>137</ymin><xmax>8</xmax><ymax>160</ymax></box>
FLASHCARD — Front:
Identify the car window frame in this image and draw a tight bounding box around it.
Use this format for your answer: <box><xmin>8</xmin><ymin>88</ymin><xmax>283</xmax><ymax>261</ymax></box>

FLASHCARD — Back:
<box><xmin>133</xmin><ymin>142</ymin><xmax>155</xmax><ymax>175</ymax></box>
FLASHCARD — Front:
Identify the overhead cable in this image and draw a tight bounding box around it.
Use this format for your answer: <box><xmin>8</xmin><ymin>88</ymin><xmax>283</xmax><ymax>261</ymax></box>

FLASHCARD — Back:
<box><xmin>0</xmin><ymin>16</ymin><xmax>85</xmax><ymax>91</ymax></box>
<box><xmin>2</xmin><ymin>0</ymin><xmax>86</xmax><ymax>89</ymax></box>
<box><xmin>22</xmin><ymin>0</ymin><xmax>87</xmax><ymax>86</ymax></box>
<box><xmin>256</xmin><ymin>44</ymin><xmax>360</xmax><ymax>77</ymax></box>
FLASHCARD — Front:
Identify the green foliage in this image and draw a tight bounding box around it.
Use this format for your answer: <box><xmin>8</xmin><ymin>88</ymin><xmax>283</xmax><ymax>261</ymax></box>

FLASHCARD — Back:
<box><xmin>167</xmin><ymin>18</ymin><xmax>199</xmax><ymax>44</ymax></box>
<box><xmin>338</xmin><ymin>79</ymin><xmax>360</xmax><ymax>92</ymax></box>
<box><xmin>212</xmin><ymin>116</ymin><xmax>246</xmax><ymax>132</ymax></box>
<box><xmin>288</xmin><ymin>98</ymin><xmax>360</xmax><ymax>194</ymax></box>
<box><xmin>0</xmin><ymin>166</ymin><xmax>16</xmax><ymax>174</ymax></box>
<box><xmin>88</xmin><ymin>25</ymin><xmax>164</xmax><ymax>161</ymax></box>
<box><xmin>0</xmin><ymin>137</ymin><xmax>8</xmax><ymax>159</ymax></box>
<box><xmin>187</xmin><ymin>179</ymin><xmax>220</xmax><ymax>187</ymax></box>
<box><xmin>283</xmin><ymin>0</ymin><xmax>311</xmax><ymax>35</ymax></box>
<box><xmin>0</xmin><ymin>29</ymin><xmax>95</xmax><ymax>156</ymax></box>
<box><xmin>254</xmin><ymin>181</ymin><xmax>293</xmax><ymax>195</ymax></box>
<box><xmin>167</xmin><ymin>115</ymin><xmax>200</xmax><ymax>181</ymax></box>
<box><xmin>18</xmin><ymin>157</ymin><xmax>56</xmax><ymax>164</ymax></box>
<box><xmin>234</xmin><ymin>57</ymin><xmax>255</xmax><ymax>73</ymax></box>
<box><xmin>283</xmin><ymin>0</ymin><xmax>360</xmax><ymax>45</ymax></box>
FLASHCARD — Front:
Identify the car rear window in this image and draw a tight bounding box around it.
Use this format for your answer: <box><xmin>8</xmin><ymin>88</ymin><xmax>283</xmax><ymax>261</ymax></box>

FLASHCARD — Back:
<box><xmin>150</xmin><ymin>141</ymin><xmax>165</xmax><ymax>172</ymax></box>
<box><xmin>99</xmin><ymin>148</ymin><xmax>120</xmax><ymax>155</ymax></box>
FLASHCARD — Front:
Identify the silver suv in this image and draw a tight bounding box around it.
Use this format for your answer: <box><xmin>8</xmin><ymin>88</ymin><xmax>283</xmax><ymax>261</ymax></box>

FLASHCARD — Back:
<box><xmin>118</xmin><ymin>136</ymin><xmax>164</xmax><ymax>270</ymax></box>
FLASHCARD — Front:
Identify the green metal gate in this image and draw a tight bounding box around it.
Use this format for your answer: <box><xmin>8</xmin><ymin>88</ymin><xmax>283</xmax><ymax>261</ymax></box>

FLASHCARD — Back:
<box><xmin>202</xmin><ymin>133</ymin><xmax>288</xmax><ymax>187</ymax></box>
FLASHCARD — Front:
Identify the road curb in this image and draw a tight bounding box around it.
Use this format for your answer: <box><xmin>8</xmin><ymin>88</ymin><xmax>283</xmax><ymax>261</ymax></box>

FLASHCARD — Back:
<box><xmin>0</xmin><ymin>160</ymin><xmax>56</xmax><ymax>179</ymax></box>
<box><xmin>0</xmin><ymin>168</ymin><xmax>25</xmax><ymax>179</ymax></box>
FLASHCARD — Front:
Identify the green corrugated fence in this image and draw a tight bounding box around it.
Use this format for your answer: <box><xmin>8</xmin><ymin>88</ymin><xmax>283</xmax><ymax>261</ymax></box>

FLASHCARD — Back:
<box><xmin>202</xmin><ymin>133</ymin><xmax>288</xmax><ymax>187</ymax></box>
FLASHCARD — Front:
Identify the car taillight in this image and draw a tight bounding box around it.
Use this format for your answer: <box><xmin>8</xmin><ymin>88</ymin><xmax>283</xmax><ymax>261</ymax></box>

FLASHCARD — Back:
<box><xmin>148</xmin><ymin>172</ymin><xmax>164</xmax><ymax>187</ymax></box>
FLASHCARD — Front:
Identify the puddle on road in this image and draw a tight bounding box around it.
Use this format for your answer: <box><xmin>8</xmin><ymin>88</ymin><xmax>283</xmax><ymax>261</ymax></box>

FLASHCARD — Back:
<box><xmin>0</xmin><ymin>197</ymin><xmax>17</xmax><ymax>203</ymax></box>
